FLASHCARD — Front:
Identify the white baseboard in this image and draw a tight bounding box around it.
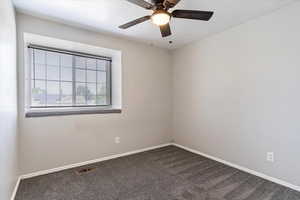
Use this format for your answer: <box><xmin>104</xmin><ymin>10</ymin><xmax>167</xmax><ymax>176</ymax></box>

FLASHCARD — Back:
<box><xmin>10</xmin><ymin>176</ymin><xmax>21</xmax><ymax>200</ymax></box>
<box><xmin>172</xmin><ymin>143</ymin><xmax>300</xmax><ymax>192</ymax></box>
<box><xmin>20</xmin><ymin>143</ymin><xmax>171</xmax><ymax>179</ymax></box>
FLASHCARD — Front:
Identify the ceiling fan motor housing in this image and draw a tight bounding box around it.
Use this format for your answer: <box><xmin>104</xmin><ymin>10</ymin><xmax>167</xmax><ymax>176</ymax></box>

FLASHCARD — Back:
<box><xmin>150</xmin><ymin>0</ymin><xmax>165</xmax><ymax>4</ymax></box>
<box><xmin>152</xmin><ymin>9</ymin><xmax>170</xmax><ymax>16</ymax></box>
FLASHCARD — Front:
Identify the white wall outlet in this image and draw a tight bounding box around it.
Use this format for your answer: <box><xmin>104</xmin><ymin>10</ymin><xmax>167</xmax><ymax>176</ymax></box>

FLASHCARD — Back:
<box><xmin>115</xmin><ymin>137</ymin><xmax>120</xmax><ymax>144</ymax></box>
<box><xmin>267</xmin><ymin>152</ymin><xmax>274</xmax><ymax>162</ymax></box>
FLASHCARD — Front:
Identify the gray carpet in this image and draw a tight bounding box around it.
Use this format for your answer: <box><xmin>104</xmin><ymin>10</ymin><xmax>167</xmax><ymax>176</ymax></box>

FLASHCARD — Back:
<box><xmin>15</xmin><ymin>145</ymin><xmax>300</xmax><ymax>200</ymax></box>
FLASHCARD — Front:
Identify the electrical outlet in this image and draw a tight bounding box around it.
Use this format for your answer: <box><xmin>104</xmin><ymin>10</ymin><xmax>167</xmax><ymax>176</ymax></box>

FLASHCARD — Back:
<box><xmin>267</xmin><ymin>152</ymin><xmax>274</xmax><ymax>162</ymax></box>
<box><xmin>115</xmin><ymin>137</ymin><xmax>120</xmax><ymax>144</ymax></box>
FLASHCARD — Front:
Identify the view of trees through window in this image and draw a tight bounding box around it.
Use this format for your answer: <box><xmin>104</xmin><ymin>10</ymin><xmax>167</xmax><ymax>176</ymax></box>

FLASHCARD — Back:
<box><xmin>30</xmin><ymin>47</ymin><xmax>111</xmax><ymax>107</ymax></box>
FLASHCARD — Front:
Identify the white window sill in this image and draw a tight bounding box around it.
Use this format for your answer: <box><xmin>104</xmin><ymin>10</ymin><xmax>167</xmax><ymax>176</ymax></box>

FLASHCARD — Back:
<box><xmin>25</xmin><ymin>107</ymin><xmax>122</xmax><ymax>118</ymax></box>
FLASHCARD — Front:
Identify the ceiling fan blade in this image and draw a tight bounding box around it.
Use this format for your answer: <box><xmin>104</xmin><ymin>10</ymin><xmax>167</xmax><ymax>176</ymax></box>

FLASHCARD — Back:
<box><xmin>119</xmin><ymin>16</ymin><xmax>151</xmax><ymax>29</ymax></box>
<box><xmin>160</xmin><ymin>23</ymin><xmax>172</xmax><ymax>37</ymax></box>
<box><xmin>172</xmin><ymin>10</ymin><xmax>214</xmax><ymax>21</ymax></box>
<box><xmin>125</xmin><ymin>0</ymin><xmax>154</xmax><ymax>10</ymax></box>
<box><xmin>164</xmin><ymin>0</ymin><xmax>181</xmax><ymax>9</ymax></box>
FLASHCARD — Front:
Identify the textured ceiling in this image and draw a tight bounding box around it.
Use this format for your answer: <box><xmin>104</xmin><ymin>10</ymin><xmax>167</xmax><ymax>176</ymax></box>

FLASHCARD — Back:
<box><xmin>13</xmin><ymin>0</ymin><xmax>297</xmax><ymax>49</ymax></box>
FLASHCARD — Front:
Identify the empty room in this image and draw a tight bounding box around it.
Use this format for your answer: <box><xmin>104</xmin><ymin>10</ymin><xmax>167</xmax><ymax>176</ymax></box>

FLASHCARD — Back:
<box><xmin>1</xmin><ymin>0</ymin><xmax>300</xmax><ymax>199</ymax></box>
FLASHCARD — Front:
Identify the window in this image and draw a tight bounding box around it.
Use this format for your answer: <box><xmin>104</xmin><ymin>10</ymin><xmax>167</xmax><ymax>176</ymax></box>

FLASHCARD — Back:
<box><xmin>26</xmin><ymin>44</ymin><xmax>119</xmax><ymax>117</ymax></box>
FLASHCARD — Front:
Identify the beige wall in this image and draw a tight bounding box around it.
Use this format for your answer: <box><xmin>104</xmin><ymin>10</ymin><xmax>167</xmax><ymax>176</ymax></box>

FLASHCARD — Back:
<box><xmin>0</xmin><ymin>0</ymin><xmax>18</xmax><ymax>199</ymax></box>
<box><xmin>17</xmin><ymin>13</ymin><xmax>172</xmax><ymax>174</ymax></box>
<box><xmin>172</xmin><ymin>2</ymin><xmax>300</xmax><ymax>186</ymax></box>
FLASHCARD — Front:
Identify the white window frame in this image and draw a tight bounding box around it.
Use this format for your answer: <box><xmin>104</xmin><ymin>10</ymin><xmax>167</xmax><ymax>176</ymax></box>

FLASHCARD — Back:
<box><xmin>23</xmin><ymin>33</ymin><xmax>122</xmax><ymax>117</ymax></box>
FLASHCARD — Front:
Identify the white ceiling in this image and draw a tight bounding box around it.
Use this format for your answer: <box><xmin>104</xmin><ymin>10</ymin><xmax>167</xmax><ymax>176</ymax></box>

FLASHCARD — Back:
<box><xmin>13</xmin><ymin>0</ymin><xmax>297</xmax><ymax>49</ymax></box>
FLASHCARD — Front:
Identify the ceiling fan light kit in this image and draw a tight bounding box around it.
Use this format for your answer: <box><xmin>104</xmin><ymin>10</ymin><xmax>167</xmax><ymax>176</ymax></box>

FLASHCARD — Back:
<box><xmin>119</xmin><ymin>0</ymin><xmax>214</xmax><ymax>38</ymax></box>
<box><xmin>151</xmin><ymin>10</ymin><xmax>171</xmax><ymax>26</ymax></box>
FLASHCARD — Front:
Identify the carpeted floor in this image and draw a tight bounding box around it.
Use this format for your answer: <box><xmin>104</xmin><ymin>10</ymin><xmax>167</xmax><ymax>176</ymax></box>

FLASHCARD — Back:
<box><xmin>16</xmin><ymin>145</ymin><xmax>300</xmax><ymax>200</ymax></box>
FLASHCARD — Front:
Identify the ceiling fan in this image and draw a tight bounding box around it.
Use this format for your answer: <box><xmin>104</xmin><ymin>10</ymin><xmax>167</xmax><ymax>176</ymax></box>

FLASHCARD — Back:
<box><xmin>119</xmin><ymin>0</ymin><xmax>214</xmax><ymax>38</ymax></box>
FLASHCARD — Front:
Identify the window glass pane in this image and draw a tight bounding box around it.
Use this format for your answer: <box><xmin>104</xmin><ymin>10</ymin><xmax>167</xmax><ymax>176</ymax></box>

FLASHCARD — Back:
<box><xmin>96</xmin><ymin>96</ymin><xmax>106</xmax><ymax>105</ymax></box>
<box><xmin>87</xmin><ymin>70</ymin><xmax>96</xmax><ymax>83</ymax></box>
<box><xmin>87</xmin><ymin>96</ymin><xmax>96</xmax><ymax>105</ymax></box>
<box><xmin>97</xmin><ymin>71</ymin><xmax>106</xmax><ymax>84</ymax></box>
<box><xmin>31</xmin><ymin>80</ymin><xmax>46</xmax><ymax>106</ymax></box>
<box><xmin>75</xmin><ymin>56</ymin><xmax>85</xmax><ymax>68</ymax></box>
<box><xmin>61</xmin><ymin>82</ymin><xmax>72</xmax><ymax>96</ymax></box>
<box><xmin>34</xmin><ymin>64</ymin><xmax>46</xmax><ymax>80</ymax></box>
<box><xmin>87</xmin><ymin>84</ymin><xmax>96</xmax><ymax>105</ymax></box>
<box><xmin>61</xmin><ymin>67</ymin><xmax>72</xmax><ymax>81</ymax></box>
<box><xmin>97</xmin><ymin>84</ymin><xmax>106</xmax><ymax>96</ymax></box>
<box><xmin>76</xmin><ymin>69</ymin><xmax>86</xmax><ymax>82</ymax></box>
<box><xmin>34</xmin><ymin>50</ymin><xmax>45</xmax><ymax>65</ymax></box>
<box><xmin>61</xmin><ymin>54</ymin><xmax>72</xmax><ymax>67</ymax></box>
<box><xmin>47</xmin><ymin>66</ymin><xmax>60</xmax><ymax>81</ymax></box>
<box><xmin>97</xmin><ymin>60</ymin><xmax>107</xmax><ymax>71</ymax></box>
<box><xmin>76</xmin><ymin>83</ymin><xmax>86</xmax><ymax>105</ymax></box>
<box><xmin>47</xmin><ymin>52</ymin><xmax>60</xmax><ymax>66</ymax></box>
<box><xmin>87</xmin><ymin>84</ymin><xmax>96</xmax><ymax>96</ymax></box>
<box><xmin>31</xmin><ymin>52</ymin><xmax>34</xmax><ymax>76</ymax></box>
<box><xmin>87</xmin><ymin>58</ymin><xmax>97</xmax><ymax>70</ymax></box>
<box><xmin>47</xmin><ymin>81</ymin><xmax>60</xmax><ymax>105</ymax></box>
<box><xmin>30</xmin><ymin>47</ymin><xmax>110</xmax><ymax>108</ymax></box>
<box><xmin>61</xmin><ymin>82</ymin><xmax>72</xmax><ymax>105</ymax></box>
